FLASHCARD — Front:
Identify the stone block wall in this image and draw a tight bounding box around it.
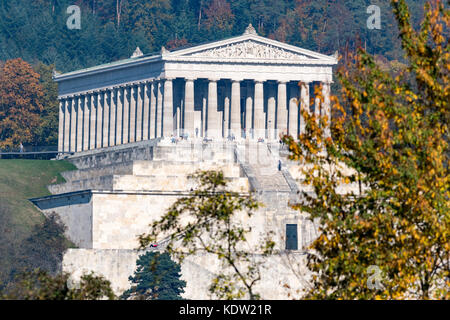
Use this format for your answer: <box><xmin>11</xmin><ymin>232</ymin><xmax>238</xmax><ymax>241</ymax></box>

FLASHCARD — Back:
<box><xmin>31</xmin><ymin>140</ymin><xmax>338</xmax><ymax>299</ymax></box>
<box><xmin>63</xmin><ymin>248</ymin><xmax>308</xmax><ymax>299</ymax></box>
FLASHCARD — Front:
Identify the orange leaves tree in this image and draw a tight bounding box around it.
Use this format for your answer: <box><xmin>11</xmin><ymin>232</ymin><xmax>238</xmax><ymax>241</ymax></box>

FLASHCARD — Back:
<box><xmin>203</xmin><ymin>0</ymin><xmax>234</xmax><ymax>37</ymax></box>
<box><xmin>283</xmin><ymin>0</ymin><xmax>449</xmax><ymax>299</ymax></box>
<box><xmin>0</xmin><ymin>58</ymin><xmax>44</xmax><ymax>149</ymax></box>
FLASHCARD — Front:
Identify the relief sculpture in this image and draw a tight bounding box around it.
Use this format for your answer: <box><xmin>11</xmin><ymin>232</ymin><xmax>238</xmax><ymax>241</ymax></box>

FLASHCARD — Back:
<box><xmin>190</xmin><ymin>40</ymin><xmax>308</xmax><ymax>60</ymax></box>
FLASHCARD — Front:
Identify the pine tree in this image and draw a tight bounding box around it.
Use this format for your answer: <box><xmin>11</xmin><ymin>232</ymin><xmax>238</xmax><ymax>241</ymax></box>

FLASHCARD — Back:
<box><xmin>122</xmin><ymin>251</ymin><xmax>186</xmax><ymax>300</ymax></box>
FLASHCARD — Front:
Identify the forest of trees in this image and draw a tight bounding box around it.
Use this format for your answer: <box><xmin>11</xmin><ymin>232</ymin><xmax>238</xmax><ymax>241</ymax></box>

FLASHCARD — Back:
<box><xmin>0</xmin><ymin>0</ymin><xmax>428</xmax><ymax>73</ymax></box>
<box><xmin>0</xmin><ymin>0</ymin><xmax>447</xmax><ymax>300</ymax></box>
<box><xmin>0</xmin><ymin>0</ymin><xmax>429</xmax><ymax>148</ymax></box>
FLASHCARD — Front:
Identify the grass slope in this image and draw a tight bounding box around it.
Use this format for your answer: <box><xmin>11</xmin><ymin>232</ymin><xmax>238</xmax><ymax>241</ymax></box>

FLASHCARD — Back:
<box><xmin>0</xmin><ymin>159</ymin><xmax>76</xmax><ymax>234</ymax></box>
<box><xmin>0</xmin><ymin>159</ymin><xmax>76</xmax><ymax>286</ymax></box>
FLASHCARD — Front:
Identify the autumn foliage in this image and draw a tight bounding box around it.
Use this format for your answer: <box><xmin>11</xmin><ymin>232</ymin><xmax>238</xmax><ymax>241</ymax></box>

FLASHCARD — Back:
<box><xmin>0</xmin><ymin>58</ymin><xmax>44</xmax><ymax>149</ymax></box>
<box><xmin>284</xmin><ymin>0</ymin><xmax>449</xmax><ymax>299</ymax></box>
<box><xmin>203</xmin><ymin>0</ymin><xmax>234</xmax><ymax>33</ymax></box>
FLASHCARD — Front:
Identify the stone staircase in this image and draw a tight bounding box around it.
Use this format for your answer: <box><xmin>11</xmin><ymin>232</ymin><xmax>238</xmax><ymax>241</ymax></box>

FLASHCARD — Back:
<box><xmin>52</xmin><ymin>139</ymin><xmax>302</xmax><ymax>200</ymax></box>
<box><xmin>235</xmin><ymin>142</ymin><xmax>292</xmax><ymax>193</ymax></box>
<box><xmin>50</xmin><ymin>139</ymin><xmax>248</xmax><ymax>195</ymax></box>
<box><xmin>35</xmin><ymin>139</ymin><xmax>320</xmax><ymax>299</ymax></box>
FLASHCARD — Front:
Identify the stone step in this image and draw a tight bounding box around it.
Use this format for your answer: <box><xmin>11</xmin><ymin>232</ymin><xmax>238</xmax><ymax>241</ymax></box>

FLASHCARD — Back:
<box><xmin>234</xmin><ymin>143</ymin><xmax>292</xmax><ymax>192</ymax></box>
<box><xmin>60</xmin><ymin>161</ymin><xmax>135</xmax><ymax>182</ymax></box>
<box><xmin>61</xmin><ymin>158</ymin><xmax>243</xmax><ymax>184</ymax></box>
<box><xmin>249</xmin><ymin>145</ymin><xmax>291</xmax><ymax>192</ymax></box>
<box><xmin>152</xmin><ymin>144</ymin><xmax>235</xmax><ymax>163</ymax></box>
<box><xmin>256</xmin><ymin>175</ymin><xmax>291</xmax><ymax>192</ymax></box>
<box><xmin>132</xmin><ymin>161</ymin><xmax>242</xmax><ymax>178</ymax></box>
<box><xmin>49</xmin><ymin>174</ymin><xmax>250</xmax><ymax>194</ymax></box>
<box><xmin>65</xmin><ymin>139</ymin><xmax>160</xmax><ymax>169</ymax></box>
<box><xmin>257</xmin><ymin>166</ymin><xmax>279</xmax><ymax>176</ymax></box>
<box><xmin>48</xmin><ymin>175</ymin><xmax>115</xmax><ymax>194</ymax></box>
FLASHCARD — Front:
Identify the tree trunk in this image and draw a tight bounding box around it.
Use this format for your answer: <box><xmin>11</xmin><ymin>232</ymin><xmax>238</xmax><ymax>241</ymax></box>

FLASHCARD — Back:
<box><xmin>116</xmin><ymin>0</ymin><xmax>122</xmax><ymax>28</ymax></box>
<box><xmin>198</xmin><ymin>0</ymin><xmax>203</xmax><ymax>30</ymax></box>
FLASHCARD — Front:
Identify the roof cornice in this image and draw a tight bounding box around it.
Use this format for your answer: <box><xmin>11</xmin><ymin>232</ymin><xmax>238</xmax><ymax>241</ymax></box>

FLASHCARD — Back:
<box><xmin>53</xmin><ymin>54</ymin><xmax>162</xmax><ymax>82</ymax></box>
<box><xmin>164</xmin><ymin>56</ymin><xmax>335</xmax><ymax>65</ymax></box>
<box><xmin>54</xmin><ymin>32</ymin><xmax>337</xmax><ymax>82</ymax></box>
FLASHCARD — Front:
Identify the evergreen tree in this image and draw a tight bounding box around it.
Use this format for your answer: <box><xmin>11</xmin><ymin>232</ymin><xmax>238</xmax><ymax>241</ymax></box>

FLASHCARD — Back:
<box><xmin>34</xmin><ymin>63</ymin><xmax>59</xmax><ymax>146</ymax></box>
<box><xmin>122</xmin><ymin>251</ymin><xmax>186</xmax><ymax>300</ymax></box>
<box><xmin>122</xmin><ymin>0</ymin><xmax>173</xmax><ymax>52</ymax></box>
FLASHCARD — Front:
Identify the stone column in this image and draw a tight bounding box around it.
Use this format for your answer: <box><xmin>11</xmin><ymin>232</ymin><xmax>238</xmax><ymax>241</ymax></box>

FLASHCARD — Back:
<box><xmin>66</xmin><ymin>98</ymin><xmax>71</xmax><ymax>152</ymax></box>
<box><xmin>76</xmin><ymin>95</ymin><xmax>84</xmax><ymax>152</ymax></box>
<box><xmin>108</xmin><ymin>89</ymin><xmax>116</xmax><ymax>147</ymax></box>
<box><xmin>223</xmin><ymin>84</ymin><xmax>230</xmax><ymax>138</ymax></box>
<box><xmin>58</xmin><ymin>99</ymin><xmax>64</xmax><ymax>153</ymax></box>
<box><xmin>276</xmin><ymin>81</ymin><xmax>287</xmax><ymax>138</ymax></box>
<box><xmin>83</xmin><ymin>94</ymin><xmax>90</xmax><ymax>150</ymax></box>
<box><xmin>267</xmin><ymin>82</ymin><xmax>276</xmax><ymax>140</ymax></box>
<box><xmin>254</xmin><ymin>80</ymin><xmax>265</xmax><ymax>139</ymax></box>
<box><xmin>162</xmin><ymin>78</ymin><xmax>174</xmax><ymax>137</ymax></box>
<box><xmin>149</xmin><ymin>81</ymin><xmax>157</xmax><ymax>139</ymax></box>
<box><xmin>202</xmin><ymin>83</ymin><xmax>207</xmax><ymax>137</ymax></box>
<box><xmin>230</xmin><ymin>80</ymin><xmax>241</xmax><ymax>138</ymax></box>
<box><xmin>123</xmin><ymin>86</ymin><xmax>130</xmax><ymax>143</ymax></box>
<box><xmin>89</xmin><ymin>93</ymin><xmax>96</xmax><ymax>150</ymax></box>
<box><xmin>180</xmin><ymin>91</ymin><xmax>185</xmax><ymax>136</ymax></box>
<box><xmin>184</xmin><ymin>78</ymin><xmax>195</xmax><ymax>138</ymax></box>
<box><xmin>177</xmin><ymin>85</ymin><xmax>184</xmax><ymax>137</ymax></box>
<box><xmin>322</xmin><ymin>82</ymin><xmax>331</xmax><ymax>138</ymax></box>
<box><xmin>245</xmin><ymin>82</ymin><xmax>253</xmax><ymax>139</ymax></box>
<box><xmin>300</xmin><ymin>82</ymin><xmax>310</xmax><ymax>135</ymax></box>
<box><xmin>70</xmin><ymin>97</ymin><xmax>77</xmax><ymax>152</ymax></box>
<box><xmin>289</xmin><ymin>84</ymin><xmax>299</xmax><ymax>137</ymax></box>
<box><xmin>176</xmin><ymin>106</ymin><xmax>180</xmax><ymax>136</ymax></box>
<box><xmin>136</xmin><ymin>83</ymin><xmax>143</xmax><ymax>141</ymax></box>
<box><xmin>129</xmin><ymin>85</ymin><xmax>137</xmax><ymax>142</ymax></box>
<box><xmin>103</xmin><ymin>91</ymin><xmax>110</xmax><ymax>147</ymax></box>
<box><xmin>116</xmin><ymin>87</ymin><xmax>123</xmax><ymax>145</ymax></box>
<box><xmin>64</xmin><ymin>98</ymin><xmax>71</xmax><ymax>152</ymax></box>
<box><xmin>96</xmin><ymin>92</ymin><xmax>103</xmax><ymax>149</ymax></box>
<box><xmin>156</xmin><ymin>80</ymin><xmax>163</xmax><ymax>138</ymax></box>
<box><xmin>207</xmin><ymin>79</ymin><xmax>219</xmax><ymax>138</ymax></box>
<box><xmin>142</xmin><ymin>83</ymin><xmax>149</xmax><ymax>141</ymax></box>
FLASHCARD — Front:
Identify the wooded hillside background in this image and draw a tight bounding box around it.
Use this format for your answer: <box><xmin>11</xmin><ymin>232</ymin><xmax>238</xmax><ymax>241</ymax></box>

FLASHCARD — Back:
<box><xmin>0</xmin><ymin>0</ymin><xmax>428</xmax><ymax>148</ymax></box>
<box><xmin>0</xmin><ymin>0</ymin><xmax>427</xmax><ymax>73</ymax></box>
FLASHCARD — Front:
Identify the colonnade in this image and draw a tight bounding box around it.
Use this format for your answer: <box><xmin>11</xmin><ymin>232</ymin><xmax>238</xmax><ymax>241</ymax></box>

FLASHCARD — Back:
<box><xmin>58</xmin><ymin>78</ymin><xmax>331</xmax><ymax>153</ymax></box>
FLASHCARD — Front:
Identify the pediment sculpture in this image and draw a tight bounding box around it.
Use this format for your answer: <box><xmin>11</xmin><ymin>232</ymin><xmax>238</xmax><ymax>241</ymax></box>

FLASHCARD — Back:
<box><xmin>189</xmin><ymin>40</ymin><xmax>309</xmax><ymax>60</ymax></box>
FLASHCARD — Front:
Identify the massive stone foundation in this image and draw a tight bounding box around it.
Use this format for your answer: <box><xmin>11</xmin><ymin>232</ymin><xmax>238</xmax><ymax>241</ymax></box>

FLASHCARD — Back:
<box><xmin>30</xmin><ymin>138</ymin><xmax>357</xmax><ymax>298</ymax></box>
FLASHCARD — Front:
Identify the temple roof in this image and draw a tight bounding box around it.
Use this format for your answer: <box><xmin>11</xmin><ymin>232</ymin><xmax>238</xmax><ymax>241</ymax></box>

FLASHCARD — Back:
<box><xmin>54</xmin><ymin>24</ymin><xmax>337</xmax><ymax>82</ymax></box>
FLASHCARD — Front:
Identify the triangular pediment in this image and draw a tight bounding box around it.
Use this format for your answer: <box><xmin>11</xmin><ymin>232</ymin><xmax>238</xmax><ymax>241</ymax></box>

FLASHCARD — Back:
<box><xmin>187</xmin><ymin>39</ymin><xmax>310</xmax><ymax>60</ymax></box>
<box><xmin>166</xmin><ymin>33</ymin><xmax>337</xmax><ymax>64</ymax></box>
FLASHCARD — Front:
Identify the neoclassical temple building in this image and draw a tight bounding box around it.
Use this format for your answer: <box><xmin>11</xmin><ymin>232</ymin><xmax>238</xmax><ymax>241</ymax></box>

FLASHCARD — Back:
<box><xmin>55</xmin><ymin>24</ymin><xmax>337</xmax><ymax>153</ymax></box>
<box><xmin>36</xmin><ymin>25</ymin><xmax>349</xmax><ymax>298</ymax></box>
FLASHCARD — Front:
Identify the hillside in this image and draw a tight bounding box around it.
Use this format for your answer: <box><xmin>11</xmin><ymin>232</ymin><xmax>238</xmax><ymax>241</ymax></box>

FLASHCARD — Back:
<box><xmin>0</xmin><ymin>0</ymin><xmax>427</xmax><ymax>73</ymax></box>
<box><xmin>0</xmin><ymin>159</ymin><xmax>76</xmax><ymax>288</ymax></box>
<box><xmin>0</xmin><ymin>0</ymin><xmax>430</xmax><ymax>151</ymax></box>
